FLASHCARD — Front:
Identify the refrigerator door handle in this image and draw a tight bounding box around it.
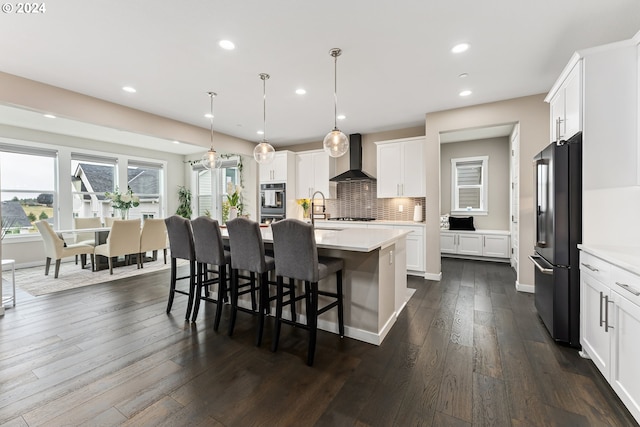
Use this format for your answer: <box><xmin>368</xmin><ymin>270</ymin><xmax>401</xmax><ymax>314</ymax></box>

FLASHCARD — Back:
<box><xmin>529</xmin><ymin>255</ymin><xmax>553</xmax><ymax>275</ymax></box>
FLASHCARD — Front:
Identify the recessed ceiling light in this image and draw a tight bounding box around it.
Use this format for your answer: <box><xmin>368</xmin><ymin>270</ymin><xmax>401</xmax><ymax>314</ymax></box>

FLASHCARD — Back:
<box><xmin>122</xmin><ymin>86</ymin><xmax>137</xmax><ymax>93</ymax></box>
<box><xmin>337</xmin><ymin>114</ymin><xmax>346</xmax><ymax>120</ymax></box>
<box><xmin>219</xmin><ymin>40</ymin><xmax>235</xmax><ymax>50</ymax></box>
<box><xmin>204</xmin><ymin>113</ymin><xmax>214</xmax><ymax>119</ymax></box>
<box><xmin>295</xmin><ymin>88</ymin><xmax>306</xmax><ymax>95</ymax></box>
<box><xmin>459</xmin><ymin>90</ymin><xmax>472</xmax><ymax>97</ymax></box>
<box><xmin>173</xmin><ymin>140</ymin><xmax>180</xmax><ymax>144</ymax></box>
<box><xmin>451</xmin><ymin>43</ymin><xmax>470</xmax><ymax>53</ymax></box>
<box><xmin>43</xmin><ymin>114</ymin><xmax>56</xmax><ymax>119</ymax></box>
<box><xmin>458</xmin><ymin>73</ymin><xmax>469</xmax><ymax>78</ymax></box>
<box><xmin>257</xmin><ymin>130</ymin><xmax>264</xmax><ymax>135</ymax></box>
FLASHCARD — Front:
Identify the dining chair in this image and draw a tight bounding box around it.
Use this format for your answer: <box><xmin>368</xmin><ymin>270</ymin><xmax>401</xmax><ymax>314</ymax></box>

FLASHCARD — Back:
<box><xmin>74</xmin><ymin>216</ymin><xmax>102</xmax><ymax>267</ymax></box>
<box><xmin>164</xmin><ymin>215</ymin><xmax>197</xmax><ymax>321</ymax></box>
<box><xmin>93</xmin><ymin>219</ymin><xmax>141</xmax><ymax>274</ymax></box>
<box><xmin>190</xmin><ymin>216</ymin><xmax>230</xmax><ymax>328</ymax></box>
<box><xmin>225</xmin><ymin>217</ymin><xmax>274</xmax><ymax>346</ymax></box>
<box><xmin>34</xmin><ymin>220</ymin><xmax>95</xmax><ymax>278</ymax></box>
<box><xmin>104</xmin><ymin>217</ymin><xmax>116</xmax><ymax>227</ymax></box>
<box><xmin>139</xmin><ymin>218</ymin><xmax>168</xmax><ymax>267</ymax></box>
<box><xmin>270</xmin><ymin>218</ymin><xmax>345</xmax><ymax>366</ymax></box>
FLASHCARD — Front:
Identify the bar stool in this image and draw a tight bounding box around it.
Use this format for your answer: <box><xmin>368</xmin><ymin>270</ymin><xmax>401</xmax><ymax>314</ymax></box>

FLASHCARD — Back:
<box><xmin>225</xmin><ymin>217</ymin><xmax>275</xmax><ymax>346</ymax></box>
<box><xmin>270</xmin><ymin>218</ymin><xmax>345</xmax><ymax>366</ymax></box>
<box><xmin>164</xmin><ymin>215</ymin><xmax>196</xmax><ymax>321</ymax></box>
<box><xmin>190</xmin><ymin>216</ymin><xmax>230</xmax><ymax>329</ymax></box>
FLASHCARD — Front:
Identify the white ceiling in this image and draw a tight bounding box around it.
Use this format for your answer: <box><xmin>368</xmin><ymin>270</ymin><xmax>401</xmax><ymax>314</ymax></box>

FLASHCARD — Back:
<box><xmin>1</xmin><ymin>0</ymin><xmax>639</xmax><ymax>153</ymax></box>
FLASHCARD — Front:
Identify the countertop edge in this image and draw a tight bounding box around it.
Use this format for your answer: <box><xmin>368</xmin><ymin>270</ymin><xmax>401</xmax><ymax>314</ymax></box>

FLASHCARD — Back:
<box><xmin>578</xmin><ymin>244</ymin><xmax>640</xmax><ymax>276</ymax></box>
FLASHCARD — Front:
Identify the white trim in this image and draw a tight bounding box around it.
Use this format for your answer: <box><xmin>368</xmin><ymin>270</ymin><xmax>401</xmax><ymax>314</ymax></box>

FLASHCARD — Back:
<box><xmin>516</xmin><ymin>281</ymin><xmax>534</xmax><ymax>293</ymax></box>
<box><xmin>424</xmin><ymin>271</ymin><xmax>443</xmax><ymax>281</ymax></box>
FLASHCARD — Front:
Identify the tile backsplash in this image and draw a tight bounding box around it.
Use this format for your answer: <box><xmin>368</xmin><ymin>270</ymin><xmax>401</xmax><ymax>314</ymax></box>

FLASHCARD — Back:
<box><xmin>323</xmin><ymin>180</ymin><xmax>426</xmax><ymax>221</ymax></box>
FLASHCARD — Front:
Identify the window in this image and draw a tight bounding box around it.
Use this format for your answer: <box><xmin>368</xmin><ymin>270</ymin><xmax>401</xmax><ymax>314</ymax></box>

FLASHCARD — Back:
<box><xmin>71</xmin><ymin>154</ymin><xmax>116</xmax><ymax>221</ymax></box>
<box><xmin>451</xmin><ymin>156</ymin><xmax>488</xmax><ymax>215</ymax></box>
<box><xmin>127</xmin><ymin>161</ymin><xmax>163</xmax><ymax>220</ymax></box>
<box><xmin>1</xmin><ymin>144</ymin><xmax>58</xmax><ymax>236</ymax></box>
<box><xmin>194</xmin><ymin>156</ymin><xmax>241</xmax><ymax>222</ymax></box>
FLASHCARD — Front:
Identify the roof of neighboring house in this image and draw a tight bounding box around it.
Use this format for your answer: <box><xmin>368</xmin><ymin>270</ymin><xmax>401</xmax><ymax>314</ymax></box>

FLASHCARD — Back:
<box><xmin>74</xmin><ymin>163</ymin><xmax>159</xmax><ymax>199</ymax></box>
<box><xmin>1</xmin><ymin>200</ymin><xmax>34</xmax><ymax>227</ymax></box>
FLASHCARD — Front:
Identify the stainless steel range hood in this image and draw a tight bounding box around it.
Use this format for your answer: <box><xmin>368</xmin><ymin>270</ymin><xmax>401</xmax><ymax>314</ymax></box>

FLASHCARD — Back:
<box><xmin>330</xmin><ymin>133</ymin><xmax>375</xmax><ymax>182</ymax></box>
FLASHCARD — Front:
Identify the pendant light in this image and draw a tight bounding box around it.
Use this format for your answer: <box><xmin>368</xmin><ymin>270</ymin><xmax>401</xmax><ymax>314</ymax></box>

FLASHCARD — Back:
<box><xmin>323</xmin><ymin>48</ymin><xmax>349</xmax><ymax>158</ymax></box>
<box><xmin>253</xmin><ymin>73</ymin><xmax>276</xmax><ymax>164</ymax></box>
<box><xmin>201</xmin><ymin>91</ymin><xmax>222</xmax><ymax>170</ymax></box>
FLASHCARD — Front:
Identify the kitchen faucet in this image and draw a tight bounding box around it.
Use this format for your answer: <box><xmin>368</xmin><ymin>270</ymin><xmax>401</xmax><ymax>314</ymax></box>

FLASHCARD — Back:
<box><xmin>310</xmin><ymin>190</ymin><xmax>326</xmax><ymax>226</ymax></box>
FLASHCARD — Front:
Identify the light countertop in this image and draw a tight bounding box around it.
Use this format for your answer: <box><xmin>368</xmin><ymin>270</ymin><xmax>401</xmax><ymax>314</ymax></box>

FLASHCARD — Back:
<box><xmin>578</xmin><ymin>244</ymin><xmax>640</xmax><ymax>276</ymax></box>
<box><xmin>224</xmin><ymin>227</ymin><xmax>411</xmax><ymax>253</ymax></box>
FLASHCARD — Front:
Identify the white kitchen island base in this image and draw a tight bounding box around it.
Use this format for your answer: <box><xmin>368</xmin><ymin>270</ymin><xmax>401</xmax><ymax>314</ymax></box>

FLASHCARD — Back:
<box><xmin>225</xmin><ymin>227</ymin><xmax>411</xmax><ymax>346</ymax></box>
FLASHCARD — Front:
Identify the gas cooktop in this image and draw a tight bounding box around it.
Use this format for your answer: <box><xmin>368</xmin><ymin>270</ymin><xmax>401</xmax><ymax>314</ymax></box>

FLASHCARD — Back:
<box><xmin>328</xmin><ymin>217</ymin><xmax>376</xmax><ymax>222</ymax></box>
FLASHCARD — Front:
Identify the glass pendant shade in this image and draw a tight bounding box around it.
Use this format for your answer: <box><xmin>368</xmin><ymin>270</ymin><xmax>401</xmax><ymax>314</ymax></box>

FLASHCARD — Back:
<box><xmin>201</xmin><ymin>91</ymin><xmax>221</xmax><ymax>170</ymax></box>
<box><xmin>201</xmin><ymin>148</ymin><xmax>222</xmax><ymax>169</ymax></box>
<box><xmin>324</xmin><ymin>48</ymin><xmax>348</xmax><ymax>158</ymax></box>
<box><xmin>254</xmin><ymin>141</ymin><xmax>275</xmax><ymax>164</ymax></box>
<box><xmin>254</xmin><ymin>73</ymin><xmax>276</xmax><ymax>164</ymax></box>
<box><xmin>323</xmin><ymin>128</ymin><xmax>349</xmax><ymax>158</ymax></box>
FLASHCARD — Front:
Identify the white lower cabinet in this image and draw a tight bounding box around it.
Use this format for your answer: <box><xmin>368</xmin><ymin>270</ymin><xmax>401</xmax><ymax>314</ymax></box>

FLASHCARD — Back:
<box><xmin>440</xmin><ymin>230</ymin><xmax>510</xmax><ymax>260</ymax></box>
<box><xmin>580</xmin><ymin>250</ymin><xmax>640</xmax><ymax>424</ymax></box>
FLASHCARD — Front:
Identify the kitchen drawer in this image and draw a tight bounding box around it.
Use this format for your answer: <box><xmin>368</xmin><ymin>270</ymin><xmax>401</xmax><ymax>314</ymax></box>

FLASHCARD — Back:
<box><xmin>612</xmin><ymin>265</ymin><xmax>640</xmax><ymax>307</ymax></box>
<box><xmin>580</xmin><ymin>252</ymin><xmax>611</xmax><ymax>284</ymax></box>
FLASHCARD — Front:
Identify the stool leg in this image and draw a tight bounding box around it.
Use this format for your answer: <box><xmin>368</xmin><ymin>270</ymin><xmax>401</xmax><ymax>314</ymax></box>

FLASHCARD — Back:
<box><xmin>184</xmin><ymin>260</ymin><xmax>196</xmax><ymax>321</ymax></box>
<box><xmin>166</xmin><ymin>257</ymin><xmax>177</xmax><ymax>314</ymax></box>
<box><xmin>337</xmin><ymin>270</ymin><xmax>345</xmax><ymax>337</ymax></box>
<box><xmin>191</xmin><ymin>262</ymin><xmax>203</xmax><ymax>322</ymax></box>
<box><xmin>256</xmin><ymin>272</ymin><xmax>269</xmax><ymax>347</ymax></box>
<box><xmin>213</xmin><ymin>265</ymin><xmax>226</xmax><ymax>331</ymax></box>
<box><xmin>289</xmin><ymin>278</ymin><xmax>296</xmax><ymax>321</ymax></box>
<box><xmin>307</xmin><ymin>281</ymin><xmax>319</xmax><ymax>366</ymax></box>
<box><xmin>271</xmin><ymin>275</ymin><xmax>284</xmax><ymax>352</ymax></box>
<box><xmin>250</xmin><ymin>272</ymin><xmax>257</xmax><ymax>311</ymax></box>
<box><xmin>228</xmin><ymin>268</ymin><xmax>239</xmax><ymax>336</ymax></box>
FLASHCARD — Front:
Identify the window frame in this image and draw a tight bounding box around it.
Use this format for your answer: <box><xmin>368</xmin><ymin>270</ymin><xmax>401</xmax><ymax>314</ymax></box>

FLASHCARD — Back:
<box><xmin>451</xmin><ymin>155</ymin><xmax>489</xmax><ymax>215</ymax></box>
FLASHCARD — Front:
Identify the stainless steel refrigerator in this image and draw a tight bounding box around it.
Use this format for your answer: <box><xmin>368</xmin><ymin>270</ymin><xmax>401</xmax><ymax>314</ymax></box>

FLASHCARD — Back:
<box><xmin>529</xmin><ymin>131</ymin><xmax>582</xmax><ymax>347</ymax></box>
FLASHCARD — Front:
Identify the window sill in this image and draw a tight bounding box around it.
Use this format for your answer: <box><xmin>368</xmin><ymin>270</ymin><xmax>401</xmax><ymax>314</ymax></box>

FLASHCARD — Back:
<box><xmin>451</xmin><ymin>210</ymin><xmax>488</xmax><ymax>216</ymax></box>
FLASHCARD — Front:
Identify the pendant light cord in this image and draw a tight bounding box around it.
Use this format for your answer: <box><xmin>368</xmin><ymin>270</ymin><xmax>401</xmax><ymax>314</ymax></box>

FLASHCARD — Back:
<box><xmin>262</xmin><ymin>74</ymin><xmax>268</xmax><ymax>141</ymax></box>
<box><xmin>333</xmin><ymin>52</ymin><xmax>338</xmax><ymax>130</ymax></box>
<box><xmin>208</xmin><ymin>91</ymin><xmax>216</xmax><ymax>150</ymax></box>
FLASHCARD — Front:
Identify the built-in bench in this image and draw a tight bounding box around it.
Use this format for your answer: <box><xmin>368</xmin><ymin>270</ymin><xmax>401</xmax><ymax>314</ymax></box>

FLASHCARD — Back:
<box><xmin>440</xmin><ymin>229</ymin><xmax>510</xmax><ymax>262</ymax></box>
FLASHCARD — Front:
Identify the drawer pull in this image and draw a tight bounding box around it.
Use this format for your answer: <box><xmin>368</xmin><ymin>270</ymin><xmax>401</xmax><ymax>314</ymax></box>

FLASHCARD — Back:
<box><xmin>580</xmin><ymin>263</ymin><xmax>599</xmax><ymax>272</ymax></box>
<box><xmin>615</xmin><ymin>281</ymin><xmax>640</xmax><ymax>296</ymax></box>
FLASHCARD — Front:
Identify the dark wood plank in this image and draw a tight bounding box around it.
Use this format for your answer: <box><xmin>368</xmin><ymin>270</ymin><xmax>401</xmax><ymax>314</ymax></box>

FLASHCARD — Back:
<box><xmin>1</xmin><ymin>259</ymin><xmax>637</xmax><ymax>427</ymax></box>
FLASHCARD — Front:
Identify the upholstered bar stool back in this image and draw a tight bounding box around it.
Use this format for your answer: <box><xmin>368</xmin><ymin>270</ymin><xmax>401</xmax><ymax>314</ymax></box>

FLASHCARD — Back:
<box><xmin>164</xmin><ymin>215</ymin><xmax>197</xmax><ymax>321</ymax></box>
<box><xmin>270</xmin><ymin>218</ymin><xmax>345</xmax><ymax>366</ymax></box>
<box><xmin>225</xmin><ymin>217</ymin><xmax>275</xmax><ymax>346</ymax></box>
<box><xmin>190</xmin><ymin>216</ymin><xmax>231</xmax><ymax>328</ymax></box>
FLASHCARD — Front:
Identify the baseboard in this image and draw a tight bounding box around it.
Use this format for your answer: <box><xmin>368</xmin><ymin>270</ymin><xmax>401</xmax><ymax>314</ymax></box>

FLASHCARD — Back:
<box><xmin>424</xmin><ymin>271</ymin><xmax>442</xmax><ymax>281</ymax></box>
<box><xmin>516</xmin><ymin>281</ymin><xmax>534</xmax><ymax>293</ymax></box>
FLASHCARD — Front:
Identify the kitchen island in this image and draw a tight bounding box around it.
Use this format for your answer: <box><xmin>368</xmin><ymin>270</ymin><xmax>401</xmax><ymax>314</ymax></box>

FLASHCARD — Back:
<box><xmin>225</xmin><ymin>226</ymin><xmax>412</xmax><ymax>345</ymax></box>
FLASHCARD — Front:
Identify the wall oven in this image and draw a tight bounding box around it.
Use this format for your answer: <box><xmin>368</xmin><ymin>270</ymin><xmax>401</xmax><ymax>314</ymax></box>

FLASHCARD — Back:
<box><xmin>260</xmin><ymin>182</ymin><xmax>286</xmax><ymax>223</ymax></box>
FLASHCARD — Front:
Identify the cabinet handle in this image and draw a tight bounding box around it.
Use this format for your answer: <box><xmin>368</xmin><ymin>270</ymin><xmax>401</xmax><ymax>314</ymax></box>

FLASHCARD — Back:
<box><xmin>401</xmin><ymin>183</ymin><xmax>404</xmax><ymax>196</ymax></box>
<box><xmin>599</xmin><ymin>291</ymin><xmax>604</xmax><ymax>328</ymax></box>
<box><xmin>581</xmin><ymin>263</ymin><xmax>599</xmax><ymax>272</ymax></box>
<box><xmin>604</xmin><ymin>295</ymin><xmax>614</xmax><ymax>333</ymax></box>
<box><xmin>615</xmin><ymin>281</ymin><xmax>640</xmax><ymax>296</ymax></box>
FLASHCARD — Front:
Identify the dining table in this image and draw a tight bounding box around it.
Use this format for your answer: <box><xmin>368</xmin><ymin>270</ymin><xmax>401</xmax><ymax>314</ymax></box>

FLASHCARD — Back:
<box><xmin>57</xmin><ymin>227</ymin><xmax>111</xmax><ymax>271</ymax></box>
<box><xmin>221</xmin><ymin>225</ymin><xmax>412</xmax><ymax>346</ymax></box>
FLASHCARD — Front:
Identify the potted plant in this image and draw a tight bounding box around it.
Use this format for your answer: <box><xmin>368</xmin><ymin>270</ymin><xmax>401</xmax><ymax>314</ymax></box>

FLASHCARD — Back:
<box><xmin>176</xmin><ymin>186</ymin><xmax>192</xmax><ymax>219</ymax></box>
<box><xmin>105</xmin><ymin>186</ymin><xmax>140</xmax><ymax>219</ymax></box>
<box><xmin>226</xmin><ymin>183</ymin><xmax>242</xmax><ymax>221</ymax></box>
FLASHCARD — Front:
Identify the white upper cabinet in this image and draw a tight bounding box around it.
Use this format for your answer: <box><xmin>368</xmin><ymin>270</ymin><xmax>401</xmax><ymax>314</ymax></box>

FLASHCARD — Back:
<box><xmin>375</xmin><ymin>137</ymin><xmax>426</xmax><ymax>198</ymax></box>
<box><xmin>259</xmin><ymin>151</ymin><xmax>294</xmax><ymax>183</ymax></box>
<box><xmin>295</xmin><ymin>150</ymin><xmax>336</xmax><ymax>199</ymax></box>
<box><xmin>548</xmin><ymin>32</ymin><xmax>640</xmax><ymax>190</ymax></box>
<box><xmin>549</xmin><ymin>61</ymin><xmax>582</xmax><ymax>143</ymax></box>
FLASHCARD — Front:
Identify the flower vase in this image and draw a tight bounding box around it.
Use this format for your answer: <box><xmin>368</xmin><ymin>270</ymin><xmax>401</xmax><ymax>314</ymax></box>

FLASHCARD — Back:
<box><xmin>303</xmin><ymin>207</ymin><xmax>310</xmax><ymax>219</ymax></box>
<box><xmin>229</xmin><ymin>207</ymin><xmax>238</xmax><ymax>221</ymax></box>
<box><xmin>120</xmin><ymin>209</ymin><xmax>129</xmax><ymax>220</ymax></box>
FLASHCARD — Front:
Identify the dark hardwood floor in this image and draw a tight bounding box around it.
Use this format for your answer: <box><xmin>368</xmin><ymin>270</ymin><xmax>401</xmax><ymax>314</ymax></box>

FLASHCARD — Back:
<box><xmin>1</xmin><ymin>258</ymin><xmax>637</xmax><ymax>426</ymax></box>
